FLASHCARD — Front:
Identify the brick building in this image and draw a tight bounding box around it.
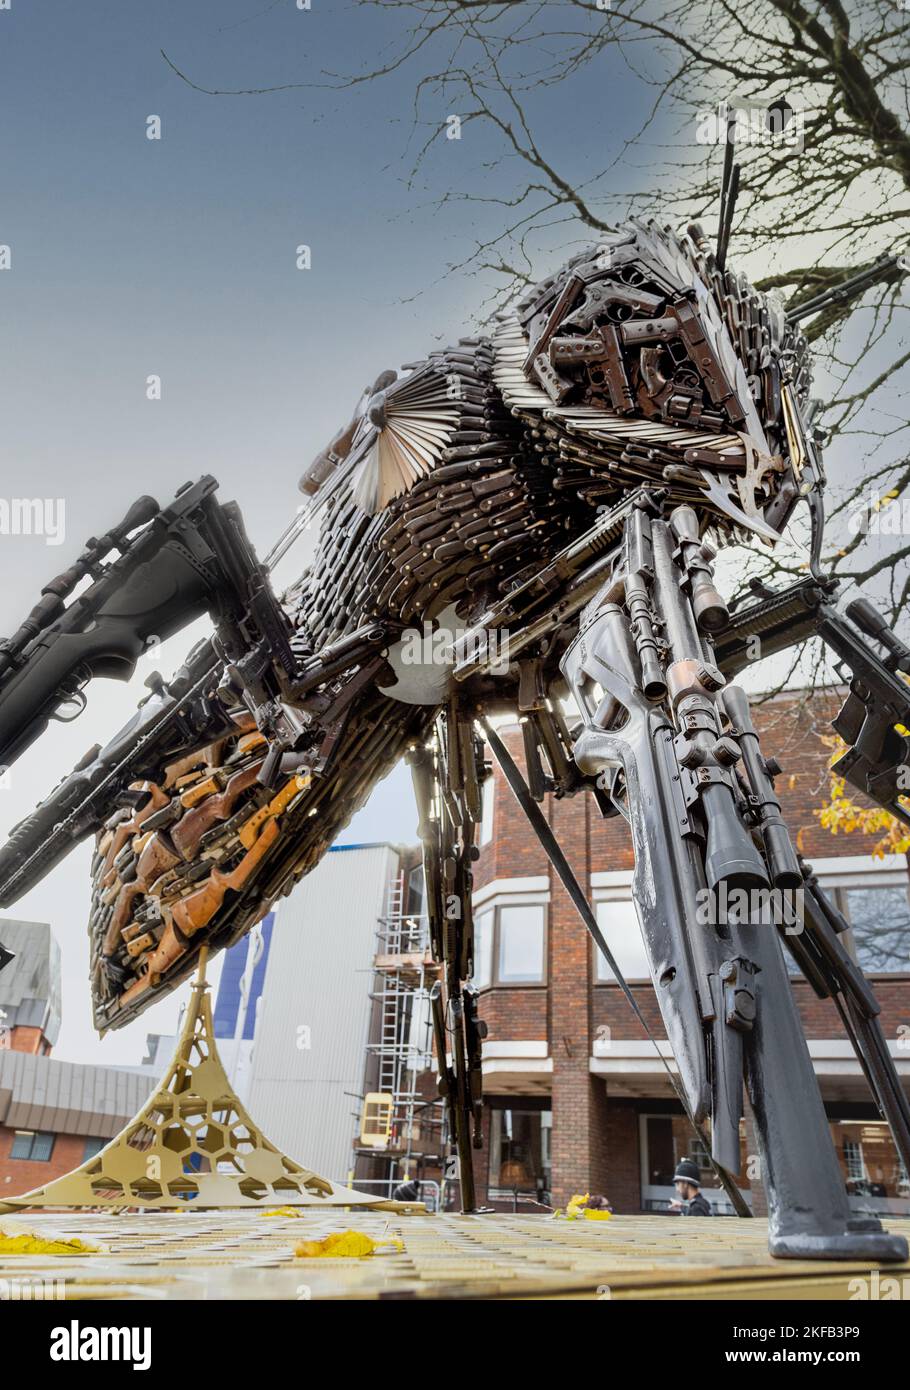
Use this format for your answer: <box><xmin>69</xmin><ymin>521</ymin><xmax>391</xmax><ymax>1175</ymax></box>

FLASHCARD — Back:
<box><xmin>0</xmin><ymin>917</ymin><xmax>154</xmax><ymax>1199</ymax></box>
<box><xmin>469</xmin><ymin>689</ymin><xmax>910</xmax><ymax>1218</ymax></box>
<box><xmin>0</xmin><ymin>919</ymin><xmax>61</xmax><ymax>1057</ymax></box>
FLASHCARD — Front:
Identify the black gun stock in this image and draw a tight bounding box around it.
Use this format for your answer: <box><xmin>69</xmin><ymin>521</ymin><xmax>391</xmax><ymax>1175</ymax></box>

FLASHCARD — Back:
<box><xmin>0</xmin><ymin>477</ymin><xmax>307</xmax><ymax>905</ymax></box>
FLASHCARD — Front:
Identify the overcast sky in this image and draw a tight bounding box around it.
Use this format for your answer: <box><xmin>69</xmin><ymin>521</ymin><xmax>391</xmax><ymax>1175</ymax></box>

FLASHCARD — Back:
<box><xmin>0</xmin><ymin>3</ymin><xmax>902</xmax><ymax>1065</ymax></box>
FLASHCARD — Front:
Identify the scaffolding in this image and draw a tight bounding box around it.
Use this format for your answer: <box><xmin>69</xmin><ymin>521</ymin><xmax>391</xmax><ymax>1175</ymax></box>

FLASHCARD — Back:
<box><xmin>353</xmin><ymin>870</ymin><xmax>445</xmax><ymax>1202</ymax></box>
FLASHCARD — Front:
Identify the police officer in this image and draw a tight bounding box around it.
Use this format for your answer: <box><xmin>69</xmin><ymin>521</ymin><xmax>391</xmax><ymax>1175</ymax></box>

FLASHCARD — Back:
<box><xmin>669</xmin><ymin>1158</ymin><xmax>713</xmax><ymax>1216</ymax></box>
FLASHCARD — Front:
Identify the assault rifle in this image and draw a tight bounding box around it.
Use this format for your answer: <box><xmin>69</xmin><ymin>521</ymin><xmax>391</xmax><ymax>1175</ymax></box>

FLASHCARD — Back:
<box><xmin>714</xmin><ymin>577</ymin><xmax>910</xmax><ymax>828</ymax></box>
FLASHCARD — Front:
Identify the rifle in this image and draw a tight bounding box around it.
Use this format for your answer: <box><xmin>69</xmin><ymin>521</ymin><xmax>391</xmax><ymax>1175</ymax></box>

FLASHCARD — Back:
<box><xmin>0</xmin><ymin>637</ymin><xmax>233</xmax><ymax>907</ymax></box>
<box><xmin>0</xmin><ymin>477</ymin><xmax>326</xmax><ymax>907</ymax></box>
<box><xmin>714</xmin><ymin>578</ymin><xmax>910</xmax><ymax>827</ymax></box>
<box><xmin>450</xmin><ymin>489</ymin><xmax>645</xmax><ymax>682</ymax></box>
<box><xmin>560</xmin><ymin>494</ymin><xmax>910</xmax><ymax>1255</ymax></box>
<box><xmin>562</xmin><ymin>499</ymin><xmax>768</xmax><ymax>1176</ymax></box>
<box><xmin>785</xmin><ymin>252</ymin><xmax>909</xmax><ymax>325</ymax></box>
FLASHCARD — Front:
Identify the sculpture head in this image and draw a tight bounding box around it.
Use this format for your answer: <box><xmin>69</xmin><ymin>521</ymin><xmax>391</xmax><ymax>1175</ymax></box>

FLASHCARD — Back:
<box><xmin>495</xmin><ymin>217</ymin><xmax>817</xmax><ymax>545</ymax></box>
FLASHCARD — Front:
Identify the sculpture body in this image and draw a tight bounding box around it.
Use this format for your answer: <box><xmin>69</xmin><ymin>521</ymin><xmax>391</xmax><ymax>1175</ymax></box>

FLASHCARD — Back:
<box><xmin>1</xmin><ymin>218</ymin><xmax>908</xmax><ymax>1258</ymax></box>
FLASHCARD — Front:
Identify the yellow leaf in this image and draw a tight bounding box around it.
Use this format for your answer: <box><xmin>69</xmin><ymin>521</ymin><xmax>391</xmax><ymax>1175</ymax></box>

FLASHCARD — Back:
<box><xmin>0</xmin><ymin>1223</ymin><xmax>106</xmax><ymax>1256</ymax></box>
<box><xmin>565</xmin><ymin>1192</ymin><xmax>590</xmax><ymax>1220</ymax></box>
<box><xmin>294</xmin><ymin>1230</ymin><xmax>404</xmax><ymax>1259</ymax></box>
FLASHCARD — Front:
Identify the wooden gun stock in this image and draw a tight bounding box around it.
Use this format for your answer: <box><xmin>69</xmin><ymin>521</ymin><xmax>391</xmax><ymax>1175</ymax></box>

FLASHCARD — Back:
<box><xmin>171</xmin><ymin>759</ymin><xmax>265</xmax><ymax>859</ymax></box>
<box><xmin>170</xmin><ymin>815</ymin><xmax>281</xmax><ymax>940</ymax></box>
<box><xmin>100</xmin><ymin>782</ymin><xmax>170</xmax><ymax>879</ymax></box>
<box><xmin>131</xmin><ymin>815</ymin><xmax>282</xmax><ymax>992</ymax></box>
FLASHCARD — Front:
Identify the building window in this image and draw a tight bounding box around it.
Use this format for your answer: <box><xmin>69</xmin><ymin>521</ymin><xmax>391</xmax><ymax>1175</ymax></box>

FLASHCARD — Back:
<box><xmin>9</xmin><ymin>1130</ymin><xmax>55</xmax><ymax>1161</ymax></box>
<box><xmin>480</xmin><ymin>774</ymin><xmax>495</xmax><ymax>846</ymax></box>
<box><xmin>474</xmin><ymin>909</ymin><xmax>494</xmax><ymax>989</ymax></box>
<box><xmin>842</xmin><ymin>886</ymin><xmax>910</xmax><ymax>974</ymax></box>
<box><xmin>843</xmin><ymin>1138</ymin><xmax>866</xmax><ymax>1182</ymax></box>
<box><xmin>644</xmin><ymin>1116</ymin><xmax>677</xmax><ymax>1190</ymax></box>
<box><xmin>82</xmin><ymin>1137</ymin><xmax>108</xmax><ymax>1161</ymax></box>
<box><xmin>488</xmin><ymin>1107</ymin><xmax>552</xmax><ymax>1201</ymax></box>
<box><xmin>406</xmin><ymin>865</ymin><xmax>425</xmax><ymax>917</ymax></box>
<box><xmin>594</xmin><ymin>898</ymin><xmax>649</xmax><ymax>981</ymax></box>
<box><xmin>835</xmin><ymin>1119</ymin><xmax>909</xmax><ymax>1213</ymax></box>
<box><xmin>497</xmin><ymin>904</ymin><xmax>545</xmax><ymax>983</ymax></box>
<box><xmin>471</xmin><ymin>900</ymin><xmax>547</xmax><ymax>985</ymax></box>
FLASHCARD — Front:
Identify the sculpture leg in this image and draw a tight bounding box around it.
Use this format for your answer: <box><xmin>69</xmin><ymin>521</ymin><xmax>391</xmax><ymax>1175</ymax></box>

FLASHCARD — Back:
<box><xmin>409</xmin><ymin>702</ymin><xmax>488</xmax><ymax>1213</ymax></box>
<box><xmin>740</xmin><ymin>914</ymin><xmax>907</xmax><ymax>1259</ymax></box>
<box><xmin>560</xmin><ymin>496</ymin><xmax>908</xmax><ymax>1260</ymax></box>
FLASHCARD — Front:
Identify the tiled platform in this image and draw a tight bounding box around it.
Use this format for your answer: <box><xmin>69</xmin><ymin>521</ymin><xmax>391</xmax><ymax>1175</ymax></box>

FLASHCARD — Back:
<box><xmin>2</xmin><ymin>1210</ymin><xmax>909</xmax><ymax>1300</ymax></box>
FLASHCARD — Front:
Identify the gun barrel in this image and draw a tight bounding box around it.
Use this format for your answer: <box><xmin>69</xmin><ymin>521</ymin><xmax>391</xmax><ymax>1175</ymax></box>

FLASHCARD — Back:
<box><xmin>652</xmin><ymin>521</ymin><xmax>768</xmax><ymax>893</ymax></box>
<box><xmin>785</xmin><ymin>253</ymin><xmax>908</xmax><ymax>323</ymax></box>
<box><xmin>846</xmin><ymin>596</ymin><xmax>910</xmax><ymax>673</ymax></box>
<box><xmin>721</xmin><ymin>684</ymin><xmax>801</xmax><ymax>890</ymax></box>
<box><xmin>625</xmin><ymin>509</ymin><xmax>667</xmax><ymax>699</ymax></box>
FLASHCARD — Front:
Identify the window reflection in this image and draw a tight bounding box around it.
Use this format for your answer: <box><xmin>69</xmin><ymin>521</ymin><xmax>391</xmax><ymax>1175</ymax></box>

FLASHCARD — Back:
<box><xmin>488</xmin><ymin>1107</ymin><xmax>551</xmax><ymax>1203</ymax></box>
<box><xmin>844</xmin><ymin>886</ymin><xmax>910</xmax><ymax>973</ymax></box>
<box><xmin>498</xmin><ymin>905</ymin><xmax>545</xmax><ymax>983</ymax></box>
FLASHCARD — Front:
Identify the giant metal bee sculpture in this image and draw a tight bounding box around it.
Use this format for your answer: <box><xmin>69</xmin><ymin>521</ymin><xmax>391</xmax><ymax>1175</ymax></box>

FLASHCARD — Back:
<box><xmin>1</xmin><ymin>212</ymin><xmax>909</xmax><ymax>1260</ymax></box>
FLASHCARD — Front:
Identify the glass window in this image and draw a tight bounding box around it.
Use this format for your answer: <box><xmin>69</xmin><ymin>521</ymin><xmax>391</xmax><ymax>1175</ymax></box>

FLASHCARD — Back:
<box><xmin>595</xmin><ymin>899</ymin><xmax>648</xmax><ymax>981</ymax></box>
<box><xmin>82</xmin><ymin>1136</ymin><xmax>108</xmax><ymax>1161</ymax></box>
<box><xmin>836</xmin><ymin>1120</ymin><xmax>910</xmax><ymax>1213</ymax></box>
<box><xmin>480</xmin><ymin>775</ymin><xmax>495</xmax><ymax>846</ymax></box>
<box><xmin>488</xmin><ymin>1108</ymin><xmax>552</xmax><ymax>1197</ymax></box>
<box><xmin>843</xmin><ymin>1139</ymin><xmax>865</xmax><ymax>1182</ymax></box>
<box><xmin>474</xmin><ymin>909</ymin><xmax>493</xmax><ymax>989</ymax></box>
<box><xmin>498</xmin><ymin>904</ymin><xmax>545</xmax><ymax>983</ymax></box>
<box><xmin>9</xmin><ymin>1131</ymin><xmax>34</xmax><ymax>1160</ymax></box>
<box><xmin>844</xmin><ymin>886</ymin><xmax>910</xmax><ymax>973</ymax></box>
<box><xmin>406</xmin><ymin>865</ymin><xmax>425</xmax><ymax>917</ymax></box>
<box><xmin>30</xmin><ymin>1131</ymin><xmax>54</xmax><ymax>1162</ymax></box>
<box><xmin>9</xmin><ymin>1130</ymin><xmax>55</xmax><ymax>1161</ymax></box>
<box><xmin>641</xmin><ymin>1114</ymin><xmax>731</xmax><ymax>1212</ymax></box>
<box><xmin>645</xmin><ymin>1116</ymin><xmax>676</xmax><ymax>1188</ymax></box>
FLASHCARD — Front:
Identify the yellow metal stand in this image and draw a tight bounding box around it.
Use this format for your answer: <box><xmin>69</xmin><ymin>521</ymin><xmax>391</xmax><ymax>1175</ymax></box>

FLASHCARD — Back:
<box><xmin>0</xmin><ymin>951</ymin><xmax>393</xmax><ymax>1213</ymax></box>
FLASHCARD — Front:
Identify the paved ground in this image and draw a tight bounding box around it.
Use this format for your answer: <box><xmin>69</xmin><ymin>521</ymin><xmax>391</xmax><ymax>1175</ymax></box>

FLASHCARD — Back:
<box><xmin>2</xmin><ymin>1210</ymin><xmax>909</xmax><ymax>1300</ymax></box>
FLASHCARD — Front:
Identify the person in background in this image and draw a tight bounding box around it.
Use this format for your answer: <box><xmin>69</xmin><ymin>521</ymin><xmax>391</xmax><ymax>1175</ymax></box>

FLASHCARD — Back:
<box><xmin>668</xmin><ymin>1158</ymin><xmax>713</xmax><ymax>1216</ymax></box>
